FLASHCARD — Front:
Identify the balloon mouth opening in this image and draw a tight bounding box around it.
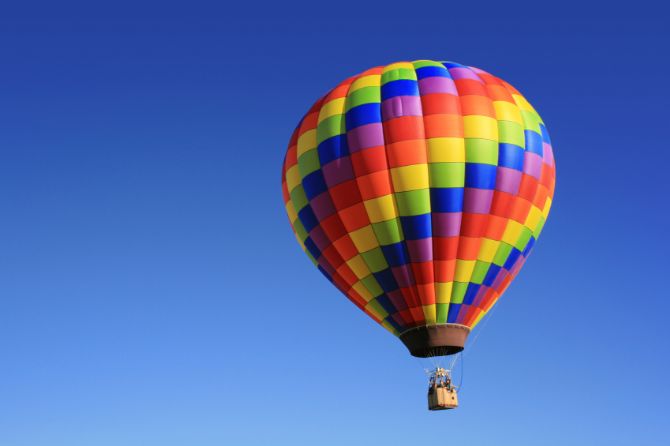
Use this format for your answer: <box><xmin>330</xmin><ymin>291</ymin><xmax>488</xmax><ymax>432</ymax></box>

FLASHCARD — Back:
<box><xmin>399</xmin><ymin>324</ymin><xmax>470</xmax><ymax>358</ymax></box>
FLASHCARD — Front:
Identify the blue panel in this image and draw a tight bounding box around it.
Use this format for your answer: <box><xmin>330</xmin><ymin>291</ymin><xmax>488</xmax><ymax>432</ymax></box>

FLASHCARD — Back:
<box><xmin>447</xmin><ymin>303</ymin><xmax>462</xmax><ymax>323</ymax></box>
<box><xmin>503</xmin><ymin>247</ymin><xmax>522</xmax><ymax>271</ymax></box>
<box><xmin>373</xmin><ymin>269</ymin><xmax>399</xmax><ymax>292</ymax></box>
<box><xmin>376</xmin><ymin>295</ymin><xmax>398</xmax><ymax>314</ymax></box>
<box><xmin>318</xmin><ymin>134</ymin><xmax>349</xmax><ymax>165</ymax></box>
<box><xmin>442</xmin><ymin>61</ymin><xmax>465</xmax><ymax>69</ymax></box>
<box><xmin>381</xmin><ymin>242</ymin><xmax>409</xmax><ymax>267</ymax></box>
<box><xmin>381</xmin><ymin>79</ymin><xmax>419</xmax><ymax>99</ymax></box>
<box><xmin>400</xmin><ymin>214</ymin><xmax>432</xmax><ymax>240</ymax></box>
<box><xmin>483</xmin><ymin>264</ymin><xmax>502</xmax><ymax>287</ymax></box>
<box><xmin>384</xmin><ymin>316</ymin><xmax>403</xmax><ymax>333</ymax></box>
<box><xmin>302</xmin><ymin>170</ymin><xmax>328</xmax><ymax>200</ymax></box>
<box><xmin>317</xmin><ymin>265</ymin><xmax>332</xmax><ymax>283</ymax></box>
<box><xmin>463</xmin><ymin>284</ymin><xmax>481</xmax><ymax>305</ymax></box>
<box><xmin>415</xmin><ymin>66</ymin><xmax>450</xmax><ymax>80</ymax></box>
<box><xmin>522</xmin><ymin>236</ymin><xmax>536</xmax><ymax>257</ymax></box>
<box><xmin>345</xmin><ymin>103</ymin><xmax>381</xmax><ymax>129</ymax></box>
<box><xmin>465</xmin><ymin>163</ymin><xmax>497</xmax><ymax>189</ymax></box>
<box><xmin>431</xmin><ymin>188</ymin><xmax>464</xmax><ymax>212</ymax></box>
<box><xmin>498</xmin><ymin>143</ymin><xmax>524</xmax><ymax>171</ymax></box>
<box><xmin>524</xmin><ymin>130</ymin><xmax>544</xmax><ymax>156</ymax></box>
<box><xmin>297</xmin><ymin>206</ymin><xmax>319</xmax><ymax>232</ymax></box>
<box><xmin>304</xmin><ymin>236</ymin><xmax>321</xmax><ymax>260</ymax></box>
<box><xmin>539</xmin><ymin>123</ymin><xmax>552</xmax><ymax>145</ymax></box>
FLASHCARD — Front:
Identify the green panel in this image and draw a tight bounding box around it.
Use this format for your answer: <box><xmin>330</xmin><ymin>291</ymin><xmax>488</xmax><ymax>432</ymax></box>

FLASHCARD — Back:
<box><xmin>493</xmin><ymin>242</ymin><xmax>513</xmax><ymax>266</ymax></box>
<box><xmin>395</xmin><ymin>190</ymin><xmax>431</xmax><ymax>216</ymax></box>
<box><xmin>498</xmin><ymin>121</ymin><xmax>525</xmax><ymax>147</ymax></box>
<box><xmin>521</xmin><ymin>110</ymin><xmax>543</xmax><ymax>133</ymax></box>
<box><xmin>465</xmin><ymin>138</ymin><xmax>498</xmax><ymax>165</ymax></box>
<box><xmin>366</xmin><ymin>299</ymin><xmax>388</xmax><ymax>318</ymax></box>
<box><xmin>316</xmin><ymin>115</ymin><xmax>345</xmax><ymax>144</ymax></box>
<box><xmin>361</xmin><ymin>275</ymin><xmax>384</xmax><ymax>297</ymax></box>
<box><xmin>381</xmin><ymin>68</ymin><xmax>416</xmax><ymax>84</ymax></box>
<box><xmin>471</xmin><ymin>261</ymin><xmax>491</xmax><ymax>284</ymax></box>
<box><xmin>514</xmin><ymin>227</ymin><xmax>533</xmax><ymax>251</ymax></box>
<box><xmin>289</xmin><ymin>185</ymin><xmax>308</xmax><ymax>211</ymax></box>
<box><xmin>372</xmin><ymin>219</ymin><xmax>404</xmax><ymax>245</ymax></box>
<box><xmin>297</xmin><ymin>149</ymin><xmax>320</xmax><ymax>177</ymax></box>
<box><xmin>345</xmin><ymin>87</ymin><xmax>380</xmax><ymax>111</ymax></box>
<box><xmin>429</xmin><ymin>163</ymin><xmax>465</xmax><ymax>188</ymax></box>
<box><xmin>533</xmin><ymin>216</ymin><xmax>547</xmax><ymax>238</ymax></box>
<box><xmin>413</xmin><ymin>60</ymin><xmax>444</xmax><ymax>69</ymax></box>
<box><xmin>293</xmin><ymin>219</ymin><xmax>308</xmax><ymax>242</ymax></box>
<box><xmin>361</xmin><ymin>247</ymin><xmax>389</xmax><ymax>273</ymax></box>
<box><xmin>436</xmin><ymin>303</ymin><xmax>450</xmax><ymax>323</ymax></box>
<box><xmin>450</xmin><ymin>282</ymin><xmax>468</xmax><ymax>304</ymax></box>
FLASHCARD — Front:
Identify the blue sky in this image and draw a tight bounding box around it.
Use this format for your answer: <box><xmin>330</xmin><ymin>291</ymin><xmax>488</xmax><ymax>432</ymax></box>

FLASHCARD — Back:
<box><xmin>1</xmin><ymin>2</ymin><xmax>668</xmax><ymax>445</ymax></box>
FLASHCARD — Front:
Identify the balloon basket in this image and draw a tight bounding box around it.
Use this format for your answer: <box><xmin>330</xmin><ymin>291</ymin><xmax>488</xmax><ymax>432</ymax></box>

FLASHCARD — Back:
<box><xmin>427</xmin><ymin>368</ymin><xmax>459</xmax><ymax>411</ymax></box>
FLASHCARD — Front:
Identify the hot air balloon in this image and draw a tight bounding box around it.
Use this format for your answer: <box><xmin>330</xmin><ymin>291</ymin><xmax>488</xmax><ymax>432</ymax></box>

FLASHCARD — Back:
<box><xmin>281</xmin><ymin>60</ymin><xmax>555</xmax><ymax>410</ymax></box>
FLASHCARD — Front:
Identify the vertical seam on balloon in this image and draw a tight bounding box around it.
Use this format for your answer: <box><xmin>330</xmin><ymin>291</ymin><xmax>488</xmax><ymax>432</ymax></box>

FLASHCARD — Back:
<box><xmin>377</xmin><ymin>62</ymin><xmax>424</xmax><ymax>330</ymax></box>
<box><xmin>439</xmin><ymin>61</ymin><xmax>467</xmax><ymax>324</ymax></box>
<box><xmin>341</xmin><ymin>67</ymin><xmax>406</xmax><ymax>330</ymax></box>
<box><xmin>409</xmin><ymin>60</ymin><xmax>437</xmax><ymax>326</ymax></box>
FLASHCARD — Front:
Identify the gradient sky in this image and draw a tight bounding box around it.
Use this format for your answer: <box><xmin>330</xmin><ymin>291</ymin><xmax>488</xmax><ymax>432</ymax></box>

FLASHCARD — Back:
<box><xmin>1</xmin><ymin>2</ymin><xmax>669</xmax><ymax>445</ymax></box>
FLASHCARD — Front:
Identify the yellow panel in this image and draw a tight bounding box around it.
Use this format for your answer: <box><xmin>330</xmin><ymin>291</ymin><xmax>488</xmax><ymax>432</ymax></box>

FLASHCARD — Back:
<box><xmin>511</xmin><ymin>94</ymin><xmax>535</xmax><ymax>112</ymax></box>
<box><xmin>285</xmin><ymin>202</ymin><xmax>297</xmax><ymax>223</ymax></box>
<box><xmin>350</xmin><ymin>74</ymin><xmax>381</xmax><ymax>91</ymax></box>
<box><xmin>285</xmin><ymin>165</ymin><xmax>301</xmax><ymax>192</ymax></box>
<box><xmin>297</xmin><ymin>129</ymin><xmax>317</xmax><ymax>157</ymax></box>
<box><xmin>542</xmin><ymin>197</ymin><xmax>553</xmax><ymax>218</ymax></box>
<box><xmin>349</xmin><ymin>225</ymin><xmax>379</xmax><ymax>252</ymax></box>
<box><xmin>524</xmin><ymin>206</ymin><xmax>543</xmax><ymax>231</ymax></box>
<box><xmin>426</xmin><ymin>137</ymin><xmax>465</xmax><ymax>163</ymax></box>
<box><xmin>390</xmin><ymin>164</ymin><xmax>429</xmax><ymax>192</ymax></box>
<box><xmin>436</xmin><ymin>282</ymin><xmax>454</xmax><ymax>304</ymax></box>
<box><xmin>493</xmin><ymin>101</ymin><xmax>523</xmax><ymax>125</ymax></box>
<box><xmin>454</xmin><ymin>260</ymin><xmax>476</xmax><ymax>282</ymax></box>
<box><xmin>365</xmin><ymin>300</ymin><xmax>389</xmax><ymax>320</ymax></box>
<box><xmin>463</xmin><ymin>115</ymin><xmax>498</xmax><ymax>141</ymax></box>
<box><xmin>318</xmin><ymin>97</ymin><xmax>346</xmax><ymax>122</ymax></box>
<box><xmin>477</xmin><ymin>238</ymin><xmax>500</xmax><ymax>262</ymax></box>
<box><xmin>352</xmin><ymin>281</ymin><xmax>374</xmax><ymax>302</ymax></box>
<box><xmin>423</xmin><ymin>305</ymin><xmax>437</xmax><ymax>324</ymax></box>
<box><xmin>381</xmin><ymin>320</ymin><xmax>400</xmax><ymax>335</ymax></box>
<box><xmin>364</xmin><ymin>194</ymin><xmax>397</xmax><ymax>223</ymax></box>
<box><xmin>501</xmin><ymin>220</ymin><xmax>523</xmax><ymax>246</ymax></box>
<box><xmin>384</xmin><ymin>61</ymin><xmax>414</xmax><ymax>72</ymax></box>
<box><xmin>346</xmin><ymin>255</ymin><xmax>372</xmax><ymax>279</ymax></box>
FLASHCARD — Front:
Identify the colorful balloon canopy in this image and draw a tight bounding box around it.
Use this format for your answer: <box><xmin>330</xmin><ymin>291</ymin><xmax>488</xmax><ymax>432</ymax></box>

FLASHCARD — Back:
<box><xmin>281</xmin><ymin>60</ymin><xmax>555</xmax><ymax>357</ymax></box>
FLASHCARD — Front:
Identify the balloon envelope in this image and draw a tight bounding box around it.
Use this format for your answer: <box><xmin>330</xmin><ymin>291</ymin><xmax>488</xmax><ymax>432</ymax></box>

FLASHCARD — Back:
<box><xmin>281</xmin><ymin>60</ymin><xmax>555</xmax><ymax>356</ymax></box>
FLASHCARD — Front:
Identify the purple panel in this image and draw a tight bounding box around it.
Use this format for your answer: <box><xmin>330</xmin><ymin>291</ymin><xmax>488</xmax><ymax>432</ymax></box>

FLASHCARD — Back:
<box><xmin>432</xmin><ymin>212</ymin><xmax>462</xmax><ymax>237</ymax></box>
<box><xmin>310</xmin><ymin>191</ymin><xmax>336</xmax><ymax>220</ymax></box>
<box><xmin>417</xmin><ymin>77</ymin><xmax>458</xmax><ymax>95</ymax></box>
<box><xmin>471</xmin><ymin>285</ymin><xmax>489</xmax><ymax>308</ymax></box>
<box><xmin>381</xmin><ymin>96</ymin><xmax>423</xmax><ymax>120</ymax></box>
<box><xmin>406</xmin><ymin>238</ymin><xmax>433</xmax><ymax>262</ymax></box>
<box><xmin>495</xmin><ymin>166</ymin><xmax>522</xmax><ymax>194</ymax></box>
<box><xmin>347</xmin><ymin>123</ymin><xmax>385</xmax><ymax>152</ymax></box>
<box><xmin>463</xmin><ymin>188</ymin><xmax>494</xmax><ymax>214</ymax></box>
<box><xmin>392</xmin><ymin>265</ymin><xmax>415</xmax><ymax>288</ymax></box>
<box><xmin>523</xmin><ymin>152</ymin><xmax>543</xmax><ymax>180</ymax></box>
<box><xmin>309</xmin><ymin>225</ymin><xmax>331</xmax><ymax>251</ymax></box>
<box><xmin>447</xmin><ymin>67</ymin><xmax>483</xmax><ymax>82</ymax></box>
<box><xmin>387</xmin><ymin>289</ymin><xmax>408</xmax><ymax>311</ymax></box>
<box><xmin>543</xmin><ymin>142</ymin><xmax>555</xmax><ymax>166</ymax></box>
<box><xmin>322</xmin><ymin>158</ymin><xmax>354</xmax><ymax>186</ymax></box>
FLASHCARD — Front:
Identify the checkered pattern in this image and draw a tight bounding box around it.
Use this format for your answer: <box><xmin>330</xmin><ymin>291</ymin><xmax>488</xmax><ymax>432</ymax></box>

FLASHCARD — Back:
<box><xmin>281</xmin><ymin>60</ymin><xmax>556</xmax><ymax>337</ymax></box>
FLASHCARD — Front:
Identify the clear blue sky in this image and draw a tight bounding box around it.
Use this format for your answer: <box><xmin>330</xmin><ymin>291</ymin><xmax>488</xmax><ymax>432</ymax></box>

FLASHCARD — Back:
<box><xmin>1</xmin><ymin>2</ymin><xmax>668</xmax><ymax>445</ymax></box>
